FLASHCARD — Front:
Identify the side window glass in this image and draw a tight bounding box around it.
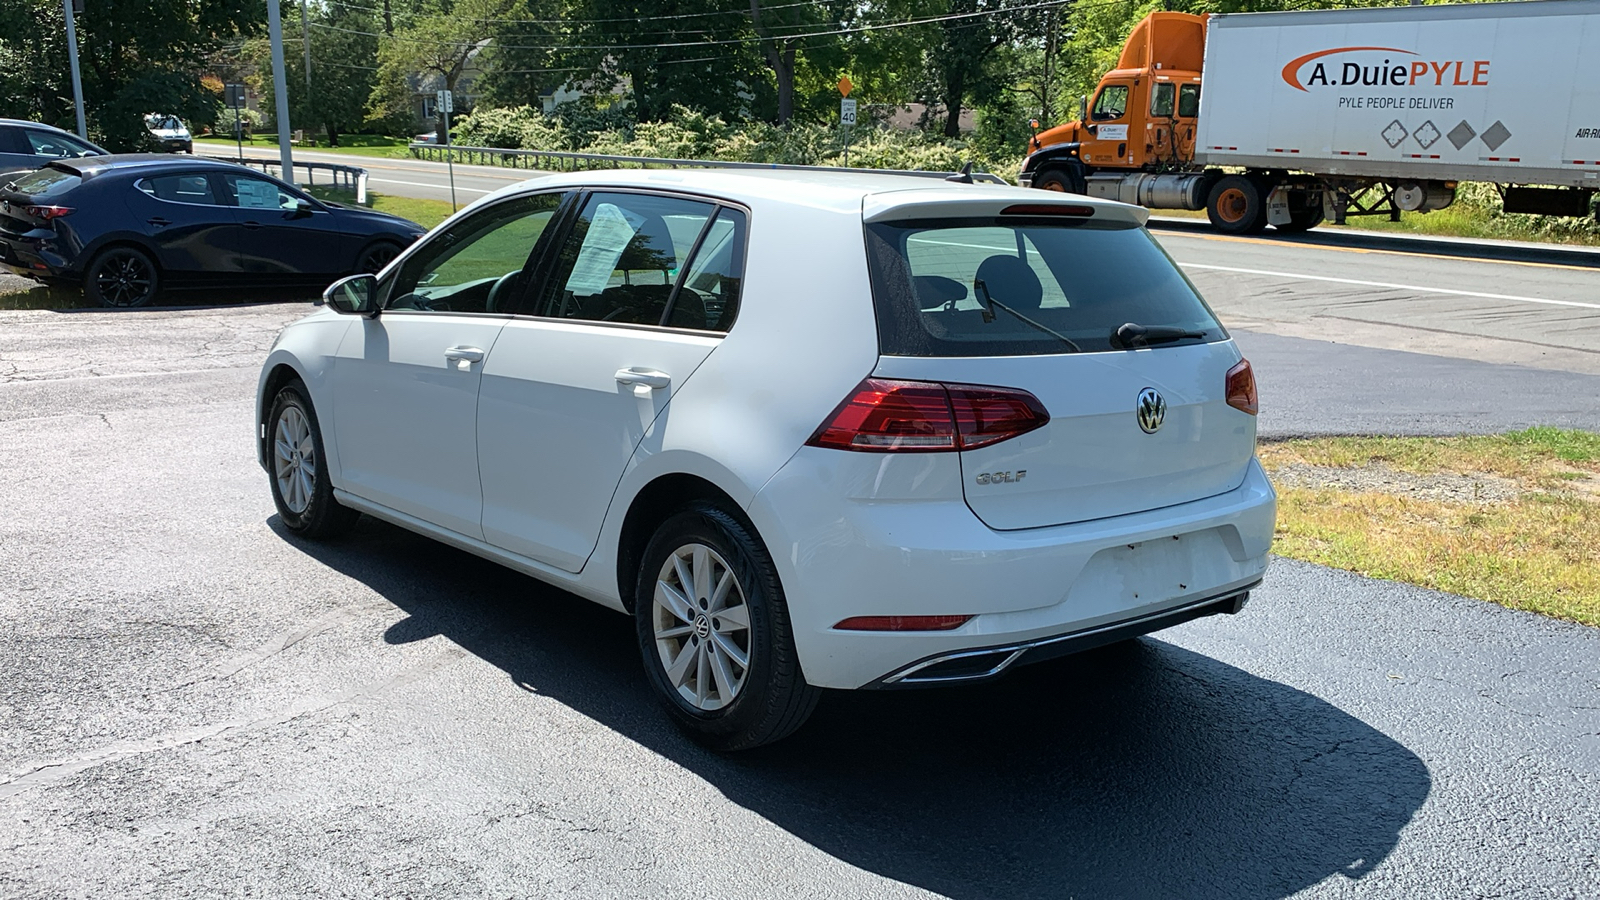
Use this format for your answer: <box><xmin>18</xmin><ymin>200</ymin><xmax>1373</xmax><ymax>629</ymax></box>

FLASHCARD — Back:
<box><xmin>221</xmin><ymin>174</ymin><xmax>301</xmax><ymax>210</ymax></box>
<box><xmin>387</xmin><ymin>192</ymin><xmax>564</xmax><ymax>315</ymax></box>
<box><xmin>1092</xmin><ymin>85</ymin><xmax>1128</xmax><ymax>121</ymax></box>
<box><xmin>137</xmin><ymin>174</ymin><xmax>220</xmax><ymax>205</ymax></box>
<box><xmin>1151</xmin><ymin>83</ymin><xmax>1175</xmax><ymax>117</ymax></box>
<box><xmin>538</xmin><ymin>192</ymin><xmax>717</xmax><ymax>326</ymax></box>
<box><xmin>24</xmin><ymin>130</ymin><xmax>93</xmax><ymax>158</ymax></box>
<box><xmin>0</xmin><ymin>127</ymin><xmax>28</xmax><ymax>154</ymax></box>
<box><xmin>1178</xmin><ymin>84</ymin><xmax>1200</xmax><ymax>118</ymax></box>
<box><xmin>667</xmin><ymin>207</ymin><xmax>747</xmax><ymax>332</ymax></box>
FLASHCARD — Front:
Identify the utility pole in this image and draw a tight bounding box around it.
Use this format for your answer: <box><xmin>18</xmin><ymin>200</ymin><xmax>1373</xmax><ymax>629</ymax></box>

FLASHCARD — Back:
<box><xmin>301</xmin><ymin>0</ymin><xmax>313</xmax><ymax>141</ymax></box>
<box><xmin>1042</xmin><ymin>5</ymin><xmax>1057</xmax><ymax>125</ymax></box>
<box><xmin>63</xmin><ymin>0</ymin><xmax>87</xmax><ymax>139</ymax></box>
<box><xmin>267</xmin><ymin>0</ymin><xmax>295</xmax><ymax>177</ymax></box>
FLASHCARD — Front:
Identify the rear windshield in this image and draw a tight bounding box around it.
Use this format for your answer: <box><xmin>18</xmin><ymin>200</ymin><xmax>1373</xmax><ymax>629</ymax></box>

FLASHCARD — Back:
<box><xmin>8</xmin><ymin>166</ymin><xmax>81</xmax><ymax>198</ymax></box>
<box><xmin>864</xmin><ymin>217</ymin><xmax>1224</xmax><ymax>356</ymax></box>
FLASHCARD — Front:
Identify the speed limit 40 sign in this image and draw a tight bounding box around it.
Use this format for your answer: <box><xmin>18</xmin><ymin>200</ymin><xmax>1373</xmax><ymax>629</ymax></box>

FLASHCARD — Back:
<box><xmin>840</xmin><ymin>98</ymin><xmax>857</xmax><ymax>126</ymax></box>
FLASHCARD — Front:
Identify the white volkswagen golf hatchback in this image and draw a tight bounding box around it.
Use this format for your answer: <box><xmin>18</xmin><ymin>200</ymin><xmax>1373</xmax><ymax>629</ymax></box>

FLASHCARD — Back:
<box><xmin>257</xmin><ymin>169</ymin><xmax>1276</xmax><ymax>749</ymax></box>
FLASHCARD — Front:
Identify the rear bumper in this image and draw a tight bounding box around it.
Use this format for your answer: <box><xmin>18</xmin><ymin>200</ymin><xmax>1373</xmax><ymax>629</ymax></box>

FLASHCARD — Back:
<box><xmin>0</xmin><ymin>233</ymin><xmax>73</xmax><ymax>280</ymax></box>
<box><xmin>748</xmin><ymin>451</ymin><xmax>1277</xmax><ymax>689</ymax></box>
<box><xmin>870</xmin><ymin>584</ymin><xmax>1256</xmax><ymax>687</ymax></box>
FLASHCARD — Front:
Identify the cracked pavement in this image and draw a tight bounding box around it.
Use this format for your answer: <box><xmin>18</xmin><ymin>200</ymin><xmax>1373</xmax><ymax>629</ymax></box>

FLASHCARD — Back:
<box><xmin>1</xmin><ymin>302</ymin><xmax>1597</xmax><ymax>898</ymax></box>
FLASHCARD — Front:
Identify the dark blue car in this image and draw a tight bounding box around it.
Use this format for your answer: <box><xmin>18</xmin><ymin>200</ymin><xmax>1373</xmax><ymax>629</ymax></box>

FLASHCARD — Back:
<box><xmin>0</xmin><ymin>155</ymin><xmax>426</xmax><ymax>307</ymax></box>
<box><xmin>0</xmin><ymin>119</ymin><xmax>107</xmax><ymax>178</ymax></box>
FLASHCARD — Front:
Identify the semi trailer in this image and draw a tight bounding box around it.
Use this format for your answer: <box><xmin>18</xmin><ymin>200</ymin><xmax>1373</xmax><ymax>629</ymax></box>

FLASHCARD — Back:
<box><xmin>1019</xmin><ymin>0</ymin><xmax>1600</xmax><ymax>233</ymax></box>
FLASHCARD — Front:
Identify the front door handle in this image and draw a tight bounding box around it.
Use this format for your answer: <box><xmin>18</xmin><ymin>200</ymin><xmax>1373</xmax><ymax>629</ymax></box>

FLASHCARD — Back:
<box><xmin>444</xmin><ymin>346</ymin><xmax>485</xmax><ymax>366</ymax></box>
<box><xmin>614</xmin><ymin>368</ymin><xmax>670</xmax><ymax>390</ymax></box>
<box><xmin>241</xmin><ymin>220</ymin><xmax>261</xmax><ymax>230</ymax></box>
<box><xmin>147</xmin><ymin>217</ymin><xmax>171</xmax><ymax>227</ymax></box>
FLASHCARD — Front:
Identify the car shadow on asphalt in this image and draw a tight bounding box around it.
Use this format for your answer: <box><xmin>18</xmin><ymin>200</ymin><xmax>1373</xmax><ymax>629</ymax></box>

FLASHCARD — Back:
<box><xmin>276</xmin><ymin>514</ymin><xmax>1433</xmax><ymax>900</ymax></box>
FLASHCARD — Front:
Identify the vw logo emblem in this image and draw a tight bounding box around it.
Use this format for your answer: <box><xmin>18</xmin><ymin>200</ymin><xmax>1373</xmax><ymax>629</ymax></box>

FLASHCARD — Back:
<box><xmin>1136</xmin><ymin>387</ymin><xmax>1166</xmax><ymax>434</ymax></box>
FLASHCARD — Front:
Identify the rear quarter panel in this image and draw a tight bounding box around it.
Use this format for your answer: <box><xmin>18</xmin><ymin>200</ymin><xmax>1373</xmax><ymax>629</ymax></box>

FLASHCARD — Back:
<box><xmin>577</xmin><ymin>196</ymin><xmax>883</xmax><ymax>599</ymax></box>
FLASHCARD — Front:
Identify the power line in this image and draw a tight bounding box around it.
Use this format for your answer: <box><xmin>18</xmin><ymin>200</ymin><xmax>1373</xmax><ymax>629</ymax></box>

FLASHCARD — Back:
<box><xmin>321</xmin><ymin>0</ymin><xmax>827</xmax><ymax>25</ymax></box>
<box><xmin>312</xmin><ymin>0</ymin><xmax>1069</xmax><ymax>51</ymax></box>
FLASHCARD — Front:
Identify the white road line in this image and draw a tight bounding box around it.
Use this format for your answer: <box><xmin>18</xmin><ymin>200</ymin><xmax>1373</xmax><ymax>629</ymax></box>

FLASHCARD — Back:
<box><xmin>371</xmin><ymin>177</ymin><xmax>492</xmax><ymax>195</ymax></box>
<box><xmin>1178</xmin><ymin>262</ymin><xmax>1600</xmax><ymax>311</ymax></box>
<box><xmin>908</xmin><ymin>237</ymin><xmax>1013</xmax><ymax>252</ymax></box>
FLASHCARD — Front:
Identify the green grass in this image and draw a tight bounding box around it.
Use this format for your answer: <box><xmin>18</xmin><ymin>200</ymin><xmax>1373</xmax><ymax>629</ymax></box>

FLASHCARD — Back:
<box><xmin>1261</xmin><ymin>430</ymin><xmax>1600</xmax><ymax>626</ymax></box>
<box><xmin>304</xmin><ymin>186</ymin><xmax>455</xmax><ymax>230</ymax></box>
<box><xmin>196</xmin><ymin>134</ymin><xmax>414</xmax><ymax>159</ymax></box>
<box><xmin>0</xmin><ymin>278</ymin><xmax>91</xmax><ymax>310</ymax></box>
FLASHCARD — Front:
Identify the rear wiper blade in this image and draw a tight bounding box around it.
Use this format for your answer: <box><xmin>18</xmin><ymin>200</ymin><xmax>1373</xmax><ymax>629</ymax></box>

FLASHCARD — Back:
<box><xmin>974</xmin><ymin>278</ymin><xmax>1082</xmax><ymax>352</ymax></box>
<box><xmin>1112</xmin><ymin>322</ymin><xmax>1207</xmax><ymax>349</ymax></box>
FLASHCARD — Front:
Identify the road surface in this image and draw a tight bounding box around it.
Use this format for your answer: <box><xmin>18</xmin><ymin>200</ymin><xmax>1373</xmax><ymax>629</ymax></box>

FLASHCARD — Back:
<box><xmin>0</xmin><ymin>304</ymin><xmax>1597</xmax><ymax>898</ymax></box>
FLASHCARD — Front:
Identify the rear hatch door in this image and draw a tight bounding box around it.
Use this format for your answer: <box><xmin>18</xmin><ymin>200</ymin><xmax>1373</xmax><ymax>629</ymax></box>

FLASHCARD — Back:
<box><xmin>863</xmin><ymin>193</ymin><xmax>1256</xmax><ymax>529</ymax></box>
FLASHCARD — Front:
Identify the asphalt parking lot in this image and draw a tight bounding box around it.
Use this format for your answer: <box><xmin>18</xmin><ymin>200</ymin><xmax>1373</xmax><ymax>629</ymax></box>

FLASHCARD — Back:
<box><xmin>2</xmin><ymin>300</ymin><xmax>1598</xmax><ymax>898</ymax></box>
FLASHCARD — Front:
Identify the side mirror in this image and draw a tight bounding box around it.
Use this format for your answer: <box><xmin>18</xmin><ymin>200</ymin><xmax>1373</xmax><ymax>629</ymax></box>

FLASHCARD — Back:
<box><xmin>292</xmin><ymin>199</ymin><xmax>316</xmax><ymax>218</ymax></box>
<box><xmin>324</xmin><ymin>274</ymin><xmax>379</xmax><ymax>317</ymax></box>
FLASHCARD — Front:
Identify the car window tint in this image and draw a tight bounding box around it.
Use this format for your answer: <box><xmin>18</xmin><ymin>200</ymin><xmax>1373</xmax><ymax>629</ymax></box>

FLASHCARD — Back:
<box><xmin>218</xmin><ymin>173</ymin><xmax>302</xmax><ymax>210</ymax></box>
<box><xmin>537</xmin><ymin>192</ymin><xmax>716</xmax><ymax>326</ymax></box>
<box><xmin>137</xmin><ymin>174</ymin><xmax>220</xmax><ymax>205</ymax></box>
<box><xmin>24</xmin><ymin>130</ymin><xmax>94</xmax><ymax>158</ymax></box>
<box><xmin>9</xmin><ymin>167</ymin><xmax>80</xmax><ymax>198</ymax></box>
<box><xmin>904</xmin><ymin>226</ymin><xmax>1068</xmax><ymax>310</ymax></box>
<box><xmin>386</xmin><ymin>192</ymin><xmax>564</xmax><ymax>315</ymax></box>
<box><xmin>665</xmin><ymin>207</ymin><xmax>746</xmax><ymax>332</ymax></box>
<box><xmin>0</xmin><ymin>127</ymin><xmax>26</xmax><ymax>155</ymax></box>
<box><xmin>865</xmin><ymin>217</ymin><xmax>1223</xmax><ymax>356</ymax></box>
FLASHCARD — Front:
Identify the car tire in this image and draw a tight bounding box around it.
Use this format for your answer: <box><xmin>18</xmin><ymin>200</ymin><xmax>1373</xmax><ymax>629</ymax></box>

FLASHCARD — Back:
<box><xmin>1206</xmin><ymin>175</ymin><xmax>1268</xmax><ymax>235</ymax></box>
<box><xmin>267</xmin><ymin>382</ymin><xmax>360</xmax><ymax>539</ymax></box>
<box><xmin>634</xmin><ymin>503</ymin><xmax>819</xmax><ymax>751</ymax></box>
<box><xmin>355</xmin><ymin>240</ymin><xmax>403</xmax><ymax>275</ymax></box>
<box><xmin>84</xmin><ymin>246</ymin><xmax>160</xmax><ymax>308</ymax></box>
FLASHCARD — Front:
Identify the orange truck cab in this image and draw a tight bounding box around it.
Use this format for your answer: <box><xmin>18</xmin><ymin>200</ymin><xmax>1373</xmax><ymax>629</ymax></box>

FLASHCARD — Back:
<box><xmin>1020</xmin><ymin>10</ymin><xmax>1326</xmax><ymax>233</ymax></box>
<box><xmin>1027</xmin><ymin>12</ymin><xmax>1207</xmax><ymax>189</ymax></box>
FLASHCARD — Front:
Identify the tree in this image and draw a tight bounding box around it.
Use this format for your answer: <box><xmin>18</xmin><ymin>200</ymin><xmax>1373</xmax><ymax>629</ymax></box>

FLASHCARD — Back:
<box><xmin>925</xmin><ymin>0</ymin><xmax>1039</xmax><ymax>137</ymax></box>
<box><xmin>262</xmin><ymin>0</ymin><xmax>381</xmax><ymax>145</ymax></box>
<box><xmin>369</xmin><ymin>0</ymin><xmax>511</xmax><ymax>141</ymax></box>
<box><xmin>0</xmin><ymin>0</ymin><xmax>262</xmax><ymax>150</ymax></box>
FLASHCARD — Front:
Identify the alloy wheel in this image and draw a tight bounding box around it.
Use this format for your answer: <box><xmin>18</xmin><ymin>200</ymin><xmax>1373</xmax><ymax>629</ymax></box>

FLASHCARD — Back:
<box><xmin>95</xmin><ymin>252</ymin><xmax>154</xmax><ymax>307</ymax></box>
<box><xmin>652</xmin><ymin>542</ymin><xmax>752</xmax><ymax>711</ymax></box>
<box><xmin>358</xmin><ymin>244</ymin><xmax>399</xmax><ymax>274</ymax></box>
<box><xmin>273</xmin><ymin>405</ymin><xmax>316</xmax><ymax>515</ymax></box>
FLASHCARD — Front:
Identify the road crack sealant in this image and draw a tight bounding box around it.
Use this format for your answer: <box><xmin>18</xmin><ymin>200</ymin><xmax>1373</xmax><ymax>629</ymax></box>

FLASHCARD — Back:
<box><xmin>0</xmin><ymin>647</ymin><xmax>466</xmax><ymax>801</ymax></box>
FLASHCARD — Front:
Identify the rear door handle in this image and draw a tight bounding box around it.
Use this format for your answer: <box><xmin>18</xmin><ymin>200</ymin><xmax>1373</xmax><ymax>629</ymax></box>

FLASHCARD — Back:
<box><xmin>614</xmin><ymin>368</ymin><xmax>671</xmax><ymax>390</ymax></box>
<box><xmin>146</xmin><ymin>217</ymin><xmax>171</xmax><ymax>227</ymax></box>
<box><xmin>444</xmin><ymin>346</ymin><xmax>485</xmax><ymax>364</ymax></box>
<box><xmin>241</xmin><ymin>220</ymin><xmax>261</xmax><ymax>230</ymax></box>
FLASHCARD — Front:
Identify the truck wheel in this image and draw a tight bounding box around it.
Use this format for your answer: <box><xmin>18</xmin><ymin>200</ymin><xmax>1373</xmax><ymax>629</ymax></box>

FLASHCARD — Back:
<box><xmin>1207</xmin><ymin>175</ymin><xmax>1267</xmax><ymax>234</ymax></box>
<box><xmin>1033</xmin><ymin>167</ymin><xmax>1085</xmax><ymax>195</ymax></box>
<box><xmin>1275</xmin><ymin>197</ymin><xmax>1324</xmax><ymax>233</ymax></box>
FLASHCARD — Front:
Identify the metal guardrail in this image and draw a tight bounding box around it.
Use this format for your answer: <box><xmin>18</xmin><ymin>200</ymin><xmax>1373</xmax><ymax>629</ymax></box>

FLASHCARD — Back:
<box><xmin>407</xmin><ymin>142</ymin><xmax>1009</xmax><ymax>184</ymax></box>
<box><xmin>219</xmin><ymin>156</ymin><xmax>370</xmax><ymax>204</ymax></box>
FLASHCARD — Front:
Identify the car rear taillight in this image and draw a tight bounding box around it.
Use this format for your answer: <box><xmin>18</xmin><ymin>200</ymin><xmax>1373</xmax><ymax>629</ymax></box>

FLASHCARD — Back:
<box><xmin>807</xmin><ymin>378</ymin><xmax>1049</xmax><ymax>453</ymax></box>
<box><xmin>834</xmin><ymin>615</ymin><xmax>972</xmax><ymax>631</ymax></box>
<box><xmin>1226</xmin><ymin>359</ymin><xmax>1258</xmax><ymax>416</ymax></box>
<box><xmin>25</xmin><ymin>205</ymin><xmax>73</xmax><ymax>221</ymax></box>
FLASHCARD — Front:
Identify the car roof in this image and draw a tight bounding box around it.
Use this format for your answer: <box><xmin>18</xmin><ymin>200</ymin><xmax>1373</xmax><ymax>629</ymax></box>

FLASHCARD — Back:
<box><xmin>0</xmin><ymin>118</ymin><xmax>77</xmax><ymax>134</ymax></box>
<box><xmin>50</xmin><ymin>154</ymin><xmax>249</xmax><ymax>177</ymax></box>
<box><xmin>479</xmin><ymin>167</ymin><xmax>1148</xmax><ymax>225</ymax></box>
